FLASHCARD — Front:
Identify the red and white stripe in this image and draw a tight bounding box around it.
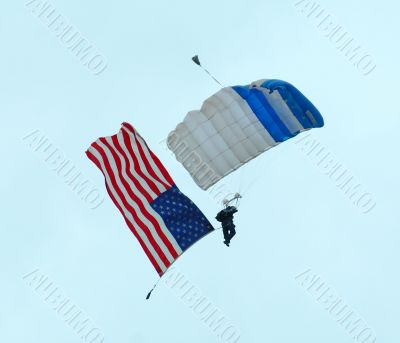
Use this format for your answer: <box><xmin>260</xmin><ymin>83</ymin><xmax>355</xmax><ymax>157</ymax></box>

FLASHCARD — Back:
<box><xmin>86</xmin><ymin>123</ymin><xmax>182</xmax><ymax>275</ymax></box>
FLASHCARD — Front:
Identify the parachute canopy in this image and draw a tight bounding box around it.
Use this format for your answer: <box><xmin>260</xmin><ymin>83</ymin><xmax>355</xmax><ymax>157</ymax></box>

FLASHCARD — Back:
<box><xmin>167</xmin><ymin>79</ymin><xmax>324</xmax><ymax>190</ymax></box>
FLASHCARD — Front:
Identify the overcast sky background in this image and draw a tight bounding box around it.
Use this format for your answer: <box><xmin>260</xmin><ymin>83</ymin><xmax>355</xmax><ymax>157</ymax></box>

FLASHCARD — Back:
<box><xmin>1</xmin><ymin>0</ymin><xmax>399</xmax><ymax>342</ymax></box>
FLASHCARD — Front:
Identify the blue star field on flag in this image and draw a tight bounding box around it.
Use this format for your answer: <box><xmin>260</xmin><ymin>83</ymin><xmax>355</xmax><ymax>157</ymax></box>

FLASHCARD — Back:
<box><xmin>151</xmin><ymin>185</ymin><xmax>214</xmax><ymax>251</ymax></box>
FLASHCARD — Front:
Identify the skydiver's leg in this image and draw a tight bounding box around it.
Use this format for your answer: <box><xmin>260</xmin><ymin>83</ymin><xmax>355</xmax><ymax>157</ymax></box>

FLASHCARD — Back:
<box><xmin>228</xmin><ymin>226</ymin><xmax>236</xmax><ymax>242</ymax></box>
<box><xmin>222</xmin><ymin>225</ymin><xmax>228</xmax><ymax>240</ymax></box>
<box><xmin>222</xmin><ymin>225</ymin><xmax>230</xmax><ymax>246</ymax></box>
<box><xmin>225</xmin><ymin>225</ymin><xmax>235</xmax><ymax>244</ymax></box>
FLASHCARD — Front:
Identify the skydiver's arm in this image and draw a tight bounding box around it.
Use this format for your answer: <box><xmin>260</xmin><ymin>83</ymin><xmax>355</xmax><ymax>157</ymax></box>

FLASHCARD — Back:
<box><xmin>226</xmin><ymin>206</ymin><xmax>238</xmax><ymax>214</ymax></box>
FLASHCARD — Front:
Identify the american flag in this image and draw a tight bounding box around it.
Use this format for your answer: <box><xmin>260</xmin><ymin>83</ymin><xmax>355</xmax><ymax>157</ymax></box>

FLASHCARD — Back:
<box><xmin>86</xmin><ymin>122</ymin><xmax>214</xmax><ymax>276</ymax></box>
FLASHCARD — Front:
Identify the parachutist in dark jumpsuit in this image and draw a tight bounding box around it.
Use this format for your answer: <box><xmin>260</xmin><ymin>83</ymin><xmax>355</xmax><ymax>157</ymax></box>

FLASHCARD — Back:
<box><xmin>216</xmin><ymin>206</ymin><xmax>238</xmax><ymax>247</ymax></box>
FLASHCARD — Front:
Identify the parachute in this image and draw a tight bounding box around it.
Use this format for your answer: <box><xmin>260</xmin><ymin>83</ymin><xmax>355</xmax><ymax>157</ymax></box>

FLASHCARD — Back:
<box><xmin>167</xmin><ymin>79</ymin><xmax>324</xmax><ymax>190</ymax></box>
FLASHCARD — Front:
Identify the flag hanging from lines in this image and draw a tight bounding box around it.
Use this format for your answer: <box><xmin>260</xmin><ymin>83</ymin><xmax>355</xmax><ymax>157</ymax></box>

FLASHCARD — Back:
<box><xmin>86</xmin><ymin>122</ymin><xmax>214</xmax><ymax>276</ymax></box>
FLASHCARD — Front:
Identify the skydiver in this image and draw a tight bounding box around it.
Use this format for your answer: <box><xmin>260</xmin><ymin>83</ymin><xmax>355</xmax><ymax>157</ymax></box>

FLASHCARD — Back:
<box><xmin>216</xmin><ymin>205</ymin><xmax>238</xmax><ymax>247</ymax></box>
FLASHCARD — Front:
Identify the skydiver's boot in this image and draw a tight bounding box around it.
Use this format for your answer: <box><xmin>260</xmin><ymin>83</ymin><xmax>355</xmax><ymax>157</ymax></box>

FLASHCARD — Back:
<box><xmin>224</xmin><ymin>240</ymin><xmax>230</xmax><ymax>247</ymax></box>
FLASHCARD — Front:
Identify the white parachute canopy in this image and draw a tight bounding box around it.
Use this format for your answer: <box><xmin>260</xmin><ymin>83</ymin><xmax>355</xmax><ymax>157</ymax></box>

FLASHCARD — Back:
<box><xmin>167</xmin><ymin>79</ymin><xmax>324</xmax><ymax>190</ymax></box>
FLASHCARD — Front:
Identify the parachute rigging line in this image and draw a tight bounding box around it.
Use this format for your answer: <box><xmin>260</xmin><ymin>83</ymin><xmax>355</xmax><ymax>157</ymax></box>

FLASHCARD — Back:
<box><xmin>192</xmin><ymin>55</ymin><xmax>223</xmax><ymax>87</ymax></box>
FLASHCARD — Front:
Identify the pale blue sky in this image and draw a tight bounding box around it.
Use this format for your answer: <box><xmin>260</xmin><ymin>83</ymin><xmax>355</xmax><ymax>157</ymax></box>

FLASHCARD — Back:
<box><xmin>1</xmin><ymin>0</ymin><xmax>399</xmax><ymax>342</ymax></box>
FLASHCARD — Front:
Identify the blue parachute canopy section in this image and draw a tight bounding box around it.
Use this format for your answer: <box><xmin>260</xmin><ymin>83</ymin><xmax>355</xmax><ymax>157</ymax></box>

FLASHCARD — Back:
<box><xmin>232</xmin><ymin>79</ymin><xmax>324</xmax><ymax>142</ymax></box>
